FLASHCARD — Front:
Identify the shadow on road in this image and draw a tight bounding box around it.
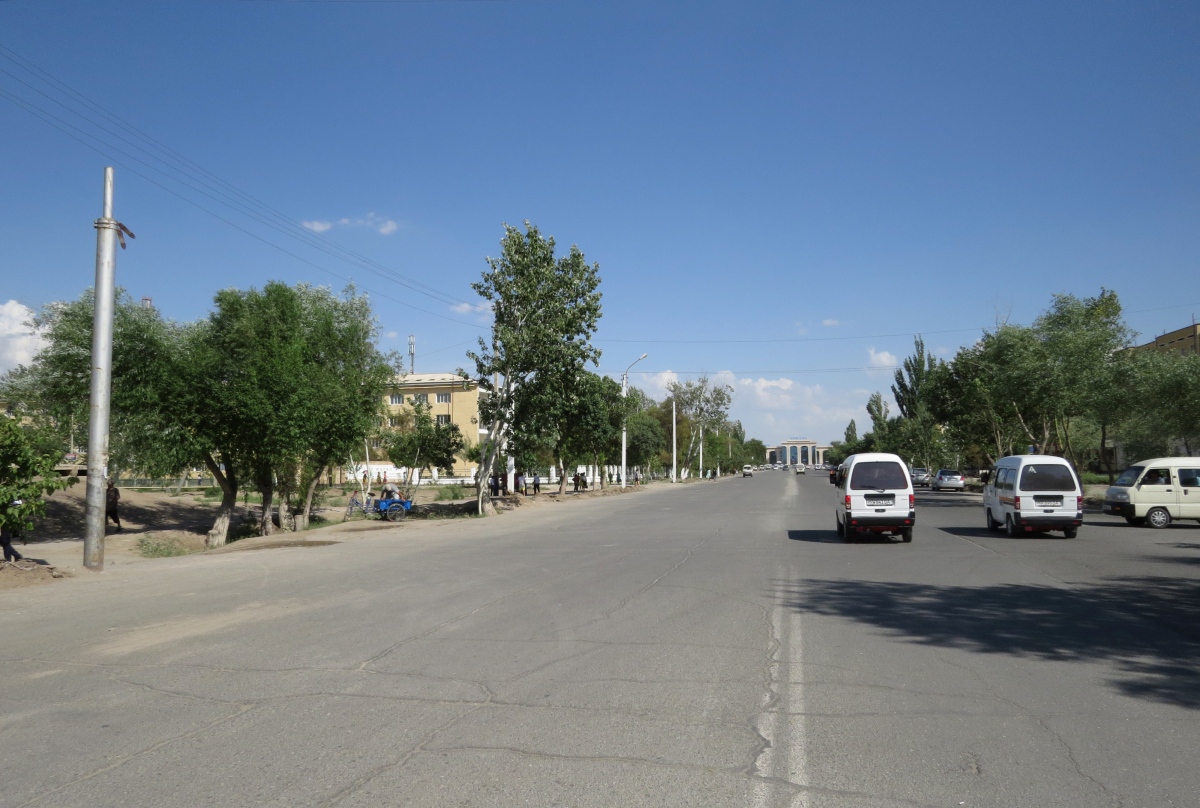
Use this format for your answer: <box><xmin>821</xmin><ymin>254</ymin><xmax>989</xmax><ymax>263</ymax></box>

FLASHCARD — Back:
<box><xmin>786</xmin><ymin>529</ymin><xmax>841</xmax><ymax>543</ymax></box>
<box><xmin>774</xmin><ymin>575</ymin><xmax>1200</xmax><ymax>709</ymax></box>
<box><xmin>938</xmin><ymin>526</ymin><xmax>1073</xmax><ymax>541</ymax></box>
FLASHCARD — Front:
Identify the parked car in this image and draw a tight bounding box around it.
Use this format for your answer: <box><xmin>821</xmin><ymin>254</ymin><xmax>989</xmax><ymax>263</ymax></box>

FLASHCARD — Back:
<box><xmin>833</xmin><ymin>453</ymin><xmax>915</xmax><ymax>542</ymax></box>
<box><xmin>911</xmin><ymin>468</ymin><xmax>931</xmax><ymax>487</ymax></box>
<box><xmin>982</xmin><ymin>455</ymin><xmax>1082</xmax><ymax>538</ymax></box>
<box><xmin>930</xmin><ymin>469</ymin><xmax>965</xmax><ymax>491</ymax></box>
<box><xmin>742</xmin><ymin>464</ymin><xmax>754</xmax><ymax>477</ymax></box>
<box><xmin>1104</xmin><ymin>458</ymin><xmax>1200</xmax><ymax>528</ymax></box>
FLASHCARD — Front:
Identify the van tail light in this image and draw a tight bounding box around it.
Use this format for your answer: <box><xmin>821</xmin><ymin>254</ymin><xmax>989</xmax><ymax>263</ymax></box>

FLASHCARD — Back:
<box><xmin>1014</xmin><ymin>496</ymin><xmax>1021</xmax><ymax>511</ymax></box>
<box><xmin>1076</xmin><ymin>496</ymin><xmax>1083</xmax><ymax>510</ymax></box>
<box><xmin>909</xmin><ymin>494</ymin><xmax>914</xmax><ymax>508</ymax></box>
<box><xmin>845</xmin><ymin>495</ymin><xmax>851</xmax><ymax>510</ymax></box>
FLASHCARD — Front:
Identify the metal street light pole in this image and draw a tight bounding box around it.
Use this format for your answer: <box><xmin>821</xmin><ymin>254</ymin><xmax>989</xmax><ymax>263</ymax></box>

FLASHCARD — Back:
<box><xmin>620</xmin><ymin>353</ymin><xmax>647</xmax><ymax>489</ymax></box>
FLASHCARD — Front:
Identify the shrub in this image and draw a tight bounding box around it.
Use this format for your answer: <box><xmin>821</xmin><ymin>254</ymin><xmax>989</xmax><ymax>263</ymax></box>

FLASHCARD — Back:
<box><xmin>136</xmin><ymin>537</ymin><xmax>190</xmax><ymax>557</ymax></box>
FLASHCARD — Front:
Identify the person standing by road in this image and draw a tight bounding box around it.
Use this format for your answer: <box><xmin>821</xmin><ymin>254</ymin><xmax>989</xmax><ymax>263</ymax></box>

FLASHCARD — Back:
<box><xmin>533</xmin><ymin>472</ymin><xmax>541</xmax><ymax>495</ymax></box>
<box><xmin>105</xmin><ymin>480</ymin><xmax>122</xmax><ymax>532</ymax></box>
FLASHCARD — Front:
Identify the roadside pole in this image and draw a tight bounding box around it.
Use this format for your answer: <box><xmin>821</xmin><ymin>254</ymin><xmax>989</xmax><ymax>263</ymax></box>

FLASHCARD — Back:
<box><xmin>671</xmin><ymin>399</ymin><xmax>677</xmax><ymax>482</ymax></box>
<box><xmin>620</xmin><ymin>353</ymin><xmax>647</xmax><ymax>490</ymax></box>
<box><xmin>83</xmin><ymin>168</ymin><xmax>120</xmax><ymax>571</ymax></box>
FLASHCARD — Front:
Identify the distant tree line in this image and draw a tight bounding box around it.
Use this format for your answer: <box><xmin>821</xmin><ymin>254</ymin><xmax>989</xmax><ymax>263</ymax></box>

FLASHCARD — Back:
<box><xmin>826</xmin><ymin>290</ymin><xmax>1200</xmax><ymax>476</ymax></box>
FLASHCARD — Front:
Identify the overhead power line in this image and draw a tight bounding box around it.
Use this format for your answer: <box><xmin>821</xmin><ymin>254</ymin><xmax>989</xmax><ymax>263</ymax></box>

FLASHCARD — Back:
<box><xmin>0</xmin><ymin>42</ymin><xmax>481</xmax><ymax>317</ymax></box>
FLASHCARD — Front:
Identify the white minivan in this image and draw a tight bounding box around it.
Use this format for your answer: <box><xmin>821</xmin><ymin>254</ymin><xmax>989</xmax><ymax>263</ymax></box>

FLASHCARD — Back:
<box><xmin>982</xmin><ymin>455</ymin><xmax>1083</xmax><ymax>538</ymax></box>
<box><xmin>833</xmin><ymin>453</ymin><xmax>915</xmax><ymax>542</ymax></box>
<box><xmin>1104</xmin><ymin>458</ymin><xmax>1200</xmax><ymax>529</ymax></box>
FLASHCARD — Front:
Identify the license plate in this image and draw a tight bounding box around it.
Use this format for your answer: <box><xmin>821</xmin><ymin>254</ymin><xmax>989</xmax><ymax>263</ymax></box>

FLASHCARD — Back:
<box><xmin>1034</xmin><ymin>496</ymin><xmax>1063</xmax><ymax>506</ymax></box>
<box><xmin>866</xmin><ymin>499</ymin><xmax>890</xmax><ymax>506</ymax></box>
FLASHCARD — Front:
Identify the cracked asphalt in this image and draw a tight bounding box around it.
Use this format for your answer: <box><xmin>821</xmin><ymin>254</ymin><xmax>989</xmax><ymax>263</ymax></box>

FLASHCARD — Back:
<box><xmin>2</xmin><ymin>472</ymin><xmax>1199</xmax><ymax>807</ymax></box>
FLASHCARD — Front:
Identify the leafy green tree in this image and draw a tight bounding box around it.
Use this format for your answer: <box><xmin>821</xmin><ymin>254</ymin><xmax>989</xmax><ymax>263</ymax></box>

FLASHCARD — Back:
<box><xmin>667</xmin><ymin>376</ymin><xmax>732</xmax><ymax>475</ymax></box>
<box><xmin>386</xmin><ymin>401</ymin><xmax>466</xmax><ymax>483</ymax></box>
<box><xmin>0</xmin><ymin>416</ymin><xmax>76</xmax><ymax>537</ymax></box>
<box><xmin>744</xmin><ymin>438</ymin><xmax>767</xmax><ymax>465</ymax></box>
<box><xmin>465</xmin><ymin>222</ymin><xmax>603</xmax><ymax>514</ymax></box>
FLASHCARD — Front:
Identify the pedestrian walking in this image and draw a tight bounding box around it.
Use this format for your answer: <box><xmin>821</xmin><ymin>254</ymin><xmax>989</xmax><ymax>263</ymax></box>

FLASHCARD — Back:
<box><xmin>105</xmin><ymin>480</ymin><xmax>122</xmax><ymax>531</ymax></box>
<box><xmin>515</xmin><ymin>472</ymin><xmax>524</xmax><ymax>496</ymax></box>
<box><xmin>1</xmin><ymin>523</ymin><xmax>23</xmax><ymax>563</ymax></box>
<box><xmin>533</xmin><ymin>472</ymin><xmax>541</xmax><ymax>495</ymax></box>
<box><xmin>490</xmin><ymin>474</ymin><xmax>499</xmax><ymax>497</ymax></box>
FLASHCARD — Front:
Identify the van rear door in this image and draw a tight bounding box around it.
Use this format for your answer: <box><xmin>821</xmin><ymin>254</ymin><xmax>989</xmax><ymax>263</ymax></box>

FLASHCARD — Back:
<box><xmin>1017</xmin><ymin>463</ymin><xmax>1079</xmax><ymax>520</ymax></box>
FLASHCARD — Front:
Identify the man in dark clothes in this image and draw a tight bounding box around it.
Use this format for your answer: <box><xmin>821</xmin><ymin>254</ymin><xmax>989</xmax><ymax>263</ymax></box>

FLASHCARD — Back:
<box><xmin>1</xmin><ymin>524</ymin><xmax>22</xmax><ymax>563</ymax></box>
<box><xmin>106</xmin><ymin>481</ymin><xmax>122</xmax><ymax>531</ymax></box>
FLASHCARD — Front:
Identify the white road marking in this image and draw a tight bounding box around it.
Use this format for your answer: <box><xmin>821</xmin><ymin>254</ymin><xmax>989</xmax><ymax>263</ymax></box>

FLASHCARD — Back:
<box><xmin>752</xmin><ymin>595</ymin><xmax>809</xmax><ymax>808</ymax></box>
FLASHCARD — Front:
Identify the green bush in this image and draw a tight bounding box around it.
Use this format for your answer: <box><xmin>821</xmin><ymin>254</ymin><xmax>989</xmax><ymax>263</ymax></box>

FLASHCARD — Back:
<box><xmin>434</xmin><ymin>483</ymin><xmax>467</xmax><ymax>501</ymax></box>
<box><xmin>136</xmin><ymin>537</ymin><xmax>190</xmax><ymax>557</ymax></box>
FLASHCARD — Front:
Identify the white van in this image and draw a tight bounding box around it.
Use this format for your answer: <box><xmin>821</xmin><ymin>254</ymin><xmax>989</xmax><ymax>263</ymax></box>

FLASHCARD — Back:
<box><xmin>1104</xmin><ymin>458</ymin><xmax>1200</xmax><ymax>529</ymax></box>
<box><xmin>833</xmin><ymin>453</ymin><xmax>915</xmax><ymax>542</ymax></box>
<box><xmin>982</xmin><ymin>455</ymin><xmax>1082</xmax><ymax>538</ymax></box>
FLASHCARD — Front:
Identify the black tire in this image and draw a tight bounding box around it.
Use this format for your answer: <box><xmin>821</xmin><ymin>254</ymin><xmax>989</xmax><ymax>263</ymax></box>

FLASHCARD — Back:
<box><xmin>986</xmin><ymin>509</ymin><xmax>1000</xmax><ymax>532</ymax></box>
<box><xmin>1124</xmin><ymin>516</ymin><xmax>1145</xmax><ymax>526</ymax></box>
<box><xmin>835</xmin><ymin>516</ymin><xmax>845</xmax><ymax>537</ymax></box>
<box><xmin>1005</xmin><ymin>515</ymin><xmax>1020</xmax><ymax>537</ymax></box>
<box><xmin>387</xmin><ymin>503</ymin><xmax>407</xmax><ymax>522</ymax></box>
<box><xmin>1063</xmin><ymin>527</ymin><xmax>1078</xmax><ymax>539</ymax></box>
<box><xmin>1146</xmin><ymin>507</ymin><xmax>1171</xmax><ymax>529</ymax></box>
<box><xmin>900</xmin><ymin>527</ymin><xmax>913</xmax><ymax>543</ymax></box>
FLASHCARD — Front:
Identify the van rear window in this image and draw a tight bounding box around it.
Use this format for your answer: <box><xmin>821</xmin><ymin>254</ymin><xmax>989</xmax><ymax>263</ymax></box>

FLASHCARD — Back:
<box><xmin>1018</xmin><ymin>464</ymin><xmax>1077</xmax><ymax>492</ymax></box>
<box><xmin>850</xmin><ymin>461</ymin><xmax>908</xmax><ymax>491</ymax></box>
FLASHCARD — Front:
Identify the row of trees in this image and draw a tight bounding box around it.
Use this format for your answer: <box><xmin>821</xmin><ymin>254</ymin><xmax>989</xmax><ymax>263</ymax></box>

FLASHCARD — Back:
<box><xmin>3</xmin><ymin>283</ymin><xmax>395</xmax><ymax>545</ymax></box>
<box><xmin>828</xmin><ymin>290</ymin><xmax>1200</xmax><ymax>475</ymax></box>
<box><xmin>462</xmin><ymin>223</ymin><xmax>764</xmax><ymax>512</ymax></box>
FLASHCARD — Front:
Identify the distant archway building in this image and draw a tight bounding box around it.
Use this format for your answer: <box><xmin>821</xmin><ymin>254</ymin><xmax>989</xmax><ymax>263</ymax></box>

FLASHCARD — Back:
<box><xmin>766</xmin><ymin>439</ymin><xmax>831</xmax><ymax>466</ymax></box>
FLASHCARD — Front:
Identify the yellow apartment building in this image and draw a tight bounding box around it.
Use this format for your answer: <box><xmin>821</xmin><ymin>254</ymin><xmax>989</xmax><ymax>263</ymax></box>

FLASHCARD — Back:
<box><xmin>1133</xmin><ymin>323</ymin><xmax>1200</xmax><ymax>357</ymax></box>
<box><xmin>383</xmin><ymin>373</ymin><xmax>481</xmax><ymax>477</ymax></box>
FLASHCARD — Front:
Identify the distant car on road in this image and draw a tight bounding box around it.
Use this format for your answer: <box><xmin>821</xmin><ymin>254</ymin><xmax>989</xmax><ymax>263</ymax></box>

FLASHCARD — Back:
<box><xmin>911</xmin><ymin>468</ymin><xmax>931</xmax><ymax>487</ymax></box>
<box><xmin>795</xmin><ymin>465</ymin><xmax>806</xmax><ymax>474</ymax></box>
<box><xmin>742</xmin><ymin>465</ymin><xmax>754</xmax><ymax>477</ymax></box>
<box><xmin>931</xmin><ymin>469</ymin><xmax>966</xmax><ymax>491</ymax></box>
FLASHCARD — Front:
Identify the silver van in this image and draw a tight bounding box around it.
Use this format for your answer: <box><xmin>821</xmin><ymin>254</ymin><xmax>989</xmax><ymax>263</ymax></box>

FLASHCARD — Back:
<box><xmin>982</xmin><ymin>455</ymin><xmax>1082</xmax><ymax>538</ymax></box>
<box><xmin>1104</xmin><ymin>458</ymin><xmax>1200</xmax><ymax>528</ymax></box>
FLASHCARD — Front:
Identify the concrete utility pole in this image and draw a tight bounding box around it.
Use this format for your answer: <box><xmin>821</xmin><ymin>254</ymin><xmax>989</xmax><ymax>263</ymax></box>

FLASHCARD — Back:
<box><xmin>408</xmin><ymin>334</ymin><xmax>415</xmax><ymax>374</ymax></box>
<box><xmin>699</xmin><ymin>426</ymin><xmax>704</xmax><ymax>480</ymax></box>
<box><xmin>620</xmin><ymin>353</ymin><xmax>647</xmax><ymax>489</ymax></box>
<box><xmin>672</xmin><ymin>399</ymin><xmax>677</xmax><ymax>483</ymax></box>
<box><xmin>84</xmin><ymin>167</ymin><xmax>132</xmax><ymax>571</ymax></box>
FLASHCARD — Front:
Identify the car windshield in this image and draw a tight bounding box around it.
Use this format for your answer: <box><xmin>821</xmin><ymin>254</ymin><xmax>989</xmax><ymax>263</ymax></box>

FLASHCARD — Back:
<box><xmin>1018</xmin><ymin>463</ymin><xmax>1077</xmax><ymax>492</ymax></box>
<box><xmin>1112</xmin><ymin>466</ymin><xmax>1144</xmax><ymax>487</ymax></box>
<box><xmin>850</xmin><ymin>461</ymin><xmax>908</xmax><ymax>491</ymax></box>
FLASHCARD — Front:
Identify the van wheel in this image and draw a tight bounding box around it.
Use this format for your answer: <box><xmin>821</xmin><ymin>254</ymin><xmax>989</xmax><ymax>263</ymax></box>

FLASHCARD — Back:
<box><xmin>1146</xmin><ymin>507</ymin><xmax>1172</xmax><ymax>529</ymax></box>
<box><xmin>1063</xmin><ymin>527</ymin><xmax>1078</xmax><ymax>539</ymax></box>
<box><xmin>1005</xmin><ymin>515</ymin><xmax>1020</xmax><ymax>537</ymax></box>
<box><xmin>835</xmin><ymin>516</ymin><xmax>844</xmax><ymax>537</ymax></box>
<box><xmin>986</xmin><ymin>509</ymin><xmax>1000</xmax><ymax>532</ymax></box>
<box><xmin>1124</xmin><ymin>516</ymin><xmax>1145</xmax><ymax>526</ymax></box>
<box><xmin>900</xmin><ymin>527</ymin><xmax>913</xmax><ymax>543</ymax></box>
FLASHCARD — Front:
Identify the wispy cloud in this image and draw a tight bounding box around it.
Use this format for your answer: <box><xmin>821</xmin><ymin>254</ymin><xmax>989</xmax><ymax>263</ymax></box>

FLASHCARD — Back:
<box><xmin>0</xmin><ymin>300</ymin><xmax>44</xmax><ymax>373</ymax></box>
<box><xmin>451</xmin><ymin>302</ymin><xmax>492</xmax><ymax>318</ymax></box>
<box><xmin>822</xmin><ymin>318</ymin><xmax>841</xmax><ymax>327</ymax></box>
<box><xmin>302</xmin><ymin>213</ymin><xmax>401</xmax><ymax>236</ymax></box>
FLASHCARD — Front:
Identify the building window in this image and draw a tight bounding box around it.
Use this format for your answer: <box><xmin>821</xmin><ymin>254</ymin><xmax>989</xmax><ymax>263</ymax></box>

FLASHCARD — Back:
<box><xmin>436</xmin><ymin>392</ymin><xmax>451</xmax><ymax>403</ymax></box>
<box><xmin>388</xmin><ymin>417</ymin><xmax>398</xmax><ymax>427</ymax></box>
<box><xmin>436</xmin><ymin>414</ymin><xmax>451</xmax><ymax>426</ymax></box>
<box><xmin>389</xmin><ymin>394</ymin><xmax>402</xmax><ymax>405</ymax></box>
<box><xmin>411</xmin><ymin>393</ymin><xmax>428</xmax><ymax>405</ymax></box>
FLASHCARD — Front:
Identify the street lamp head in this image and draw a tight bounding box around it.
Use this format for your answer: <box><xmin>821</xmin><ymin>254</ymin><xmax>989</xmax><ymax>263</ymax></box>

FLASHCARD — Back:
<box><xmin>639</xmin><ymin>353</ymin><xmax>648</xmax><ymax>360</ymax></box>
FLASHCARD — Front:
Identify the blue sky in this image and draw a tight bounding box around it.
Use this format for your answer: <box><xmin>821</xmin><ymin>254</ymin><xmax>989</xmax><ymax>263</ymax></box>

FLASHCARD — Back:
<box><xmin>2</xmin><ymin>0</ymin><xmax>1197</xmax><ymax>445</ymax></box>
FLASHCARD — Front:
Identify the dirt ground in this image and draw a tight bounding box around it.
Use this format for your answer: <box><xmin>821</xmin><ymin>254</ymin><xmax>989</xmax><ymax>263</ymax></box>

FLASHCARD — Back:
<box><xmin>1</xmin><ymin>479</ymin><xmax>662</xmax><ymax>591</ymax></box>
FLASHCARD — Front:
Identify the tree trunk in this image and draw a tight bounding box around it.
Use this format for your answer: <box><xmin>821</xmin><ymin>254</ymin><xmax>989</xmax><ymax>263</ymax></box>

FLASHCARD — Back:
<box><xmin>1100</xmin><ymin>422</ymin><xmax>1112</xmax><ymax>483</ymax></box>
<box><xmin>296</xmin><ymin>465</ymin><xmax>325</xmax><ymax>532</ymax></box>
<box><xmin>258</xmin><ymin>474</ymin><xmax>275</xmax><ymax>536</ymax></box>
<box><xmin>277</xmin><ymin>496</ymin><xmax>291</xmax><ymax>532</ymax></box>
<box><xmin>558</xmin><ymin>455</ymin><xmax>569</xmax><ymax>495</ymax></box>
<box><xmin>597</xmin><ymin>455</ymin><xmax>605</xmax><ymax>489</ymax></box>
<box><xmin>204</xmin><ymin>453</ymin><xmax>238</xmax><ymax>548</ymax></box>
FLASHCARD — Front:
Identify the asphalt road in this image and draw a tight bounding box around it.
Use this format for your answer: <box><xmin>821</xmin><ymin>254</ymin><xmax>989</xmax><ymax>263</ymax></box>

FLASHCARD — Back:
<box><xmin>3</xmin><ymin>473</ymin><xmax>1199</xmax><ymax>807</ymax></box>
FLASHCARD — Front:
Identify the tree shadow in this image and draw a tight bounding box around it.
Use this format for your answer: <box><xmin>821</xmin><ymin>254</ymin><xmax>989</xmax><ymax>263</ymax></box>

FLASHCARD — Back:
<box><xmin>774</xmin><ymin>574</ymin><xmax>1200</xmax><ymax>709</ymax></box>
<box><xmin>938</xmin><ymin>526</ymin><xmax>1073</xmax><ymax>541</ymax></box>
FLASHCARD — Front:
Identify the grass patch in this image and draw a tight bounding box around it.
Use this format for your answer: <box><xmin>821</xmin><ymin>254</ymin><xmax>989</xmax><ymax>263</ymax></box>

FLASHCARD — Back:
<box><xmin>434</xmin><ymin>483</ymin><xmax>467</xmax><ymax>501</ymax></box>
<box><xmin>135</xmin><ymin>537</ymin><xmax>191</xmax><ymax>558</ymax></box>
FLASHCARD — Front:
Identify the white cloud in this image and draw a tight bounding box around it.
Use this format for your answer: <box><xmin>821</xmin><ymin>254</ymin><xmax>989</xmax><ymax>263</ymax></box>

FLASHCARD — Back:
<box><xmin>0</xmin><ymin>300</ymin><xmax>44</xmax><ymax>373</ymax></box>
<box><xmin>822</xmin><ymin>318</ymin><xmax>841</xmax><ymax>327</ymax></box>
<box><xmin>867</xmin><ymin>347</ymin><xmax>897</xmax><ymax>374</ymax></box>
<box><xmin>634</xmin><ymin>370</ymin><xmax>679</xmax><ymax>400</ymax></box>
<box><xmin>302</xmin><ymin>213</ymin><xmax>401</xmax><ymax>236</ymax></box>
<box><xmin>451</xmin><ymin>302</ymin><xmax>491</xmax><ymax>318</ymax></box>
<box><xmin>385</xmin><ymin>331</ymin><xmax>399</xmax><ymax>339</ymax></box>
